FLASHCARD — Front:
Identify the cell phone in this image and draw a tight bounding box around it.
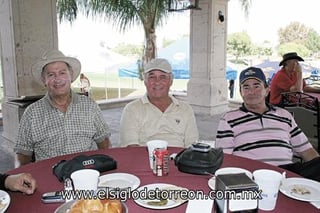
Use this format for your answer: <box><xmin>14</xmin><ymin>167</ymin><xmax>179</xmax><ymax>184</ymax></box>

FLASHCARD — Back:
<box><xmin>191</xmin><ymin>142</ymin><xmax>211</xmax><ymax>152</ymax></box>
<box><xmin>41</xmin><ymin>191</ymin><xmax>64</xmax><ymax>203</ymax></box>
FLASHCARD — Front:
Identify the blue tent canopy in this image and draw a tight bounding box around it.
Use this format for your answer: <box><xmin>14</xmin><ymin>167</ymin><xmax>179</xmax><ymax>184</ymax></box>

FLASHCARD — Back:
<box><xmin>118</xmin><ymin>37</ymin><xmax>237</xmax><ymax>80</ymax></box>
<box><xmin>254</xmin><ymin>60</ymin><xmax>318</xmax><ymax>79</ymax></box>
<box><xmin>118</xmin><ymin>64</ymin><xmax>139</xmax><ymax>78</ymax></box>
<box><xmin>118</xmin><ymin>37</ymin><xmax>190</xmax><ymax>79</ymax></box>
<box><xmin>226</xmin><ymin>66</ymin><xmax>237</xmax><ymax>80</ymax></box>
<box><xmin>158</xmin><ymin>37</ymin><xmax>189</xmax><ymax>79</ymax></box>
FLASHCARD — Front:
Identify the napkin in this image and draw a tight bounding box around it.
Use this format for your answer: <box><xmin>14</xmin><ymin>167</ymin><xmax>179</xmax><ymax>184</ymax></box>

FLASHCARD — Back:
<box><xmin>310</xmin><ymin>201</ymin><xmax>320</xmax><ymax>209</ymax></box>
<box><xmin>185</xmin><ymin>198</ymin><xmax>214</xmax><ymax>213</ymax></box>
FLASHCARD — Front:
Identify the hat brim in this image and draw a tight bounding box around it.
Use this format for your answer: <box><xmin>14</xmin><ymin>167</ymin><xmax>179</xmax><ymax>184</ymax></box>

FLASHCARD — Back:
<box><xmin>240</xmin><ymin>77</ymin><xmax>265</xmax><ymax>85</ymax></box>
<box><xmin>144</xmin><ymin>67</ymin><xmax>172</xmax><ymax>74</ymax></box>
<box><xmin>279</xmin><ymin>55</ymin><xmax>304</xmax><ymax>66</ymax></box>
<box><xmin>31</xmin><ymin>57</ymin><xmax>81</xmax><ymax>85</ymax></box>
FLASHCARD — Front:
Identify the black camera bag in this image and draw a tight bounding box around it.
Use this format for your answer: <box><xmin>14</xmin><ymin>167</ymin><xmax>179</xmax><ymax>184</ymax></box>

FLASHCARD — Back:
<box><xmin>174</xmin><ymin>145</ymin><xmax>223</xmax><ymax>175</ymax></box>
<box><xmin>52</xmin><ymin>154</ymin><xmax>117</xmax><ymax>182</ymax></box>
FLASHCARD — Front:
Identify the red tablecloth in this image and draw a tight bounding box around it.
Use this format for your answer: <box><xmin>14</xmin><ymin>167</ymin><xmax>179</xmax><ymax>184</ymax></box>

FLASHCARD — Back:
<box><xmin>306</xmin><ymin>92</ymin><xmax>320</xmax><ymax>100</ymax></box>
<box><xmin>5</xmin><ymin>147</ymin><xmax>319</xmax><ymax>213</ymax></box>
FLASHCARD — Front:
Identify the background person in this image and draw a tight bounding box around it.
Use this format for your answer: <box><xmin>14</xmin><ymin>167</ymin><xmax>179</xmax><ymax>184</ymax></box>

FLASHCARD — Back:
<box><xmin>216</xmin><ymin>67</ymin><xmax>320</xmax><ymax>181</ymax></box>
<box><xmin>229</xmin><ymin>79</ymin><xmax>235</xmax><ymax>98</ymax></box>
<box><xmin>119</xmin><ymin>58</ymin><xmax>199</xmax><ymax>147</ymax></box>
<box><xmin>14</xmin><ymin>49</ymin><xmax>111</xmax><ymax>166</ymax></box>
<box><xmin>0</xmin><ymin>173</ymin><xmax>36</xmax><ymax>194</ymax></box>
<box><xmin>79</xmin><ymin>73</ymin><xmax>91</xmax><ymax>96</ymax></box>
<box><xmin>269</xmin><ymin>52</ymin><xmax>320</xmax><ymax>105</ymax></box>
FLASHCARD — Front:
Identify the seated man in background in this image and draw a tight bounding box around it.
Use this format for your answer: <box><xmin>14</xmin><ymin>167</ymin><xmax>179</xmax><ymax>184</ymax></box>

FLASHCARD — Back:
<box><xmin>14</xmin><ymin>49</ymin><xmax>111</xmax><ymax>165</ymax></box>
<box><xmin>120</xmin><ymin>58</ymin><xmax>199</xmax><ymax>147</ymax></box>
<box><xmin>216</xmin><ymin>66</ymin><xmax>320</xmax><ymax>181</ymax></box>
<box><xmin>269</xmin><ymin>52</ymin><xmax>320</xmax><ymax>105</ymax></box>
<box><xmin>0</xmin><ymin>173</ymin><xmax>36</xmax><ymax>194</ymax></box>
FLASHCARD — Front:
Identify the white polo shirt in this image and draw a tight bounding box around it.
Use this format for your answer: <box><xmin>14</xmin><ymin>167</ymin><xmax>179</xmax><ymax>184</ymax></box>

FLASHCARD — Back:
<box><xmin>120</xmin><ymin>94</ymin><xmax>199</xmax><ymax>147</ymax></box>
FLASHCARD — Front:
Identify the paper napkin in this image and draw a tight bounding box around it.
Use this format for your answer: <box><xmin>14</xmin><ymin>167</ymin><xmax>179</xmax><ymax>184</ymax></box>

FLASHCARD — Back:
<box><xmin>185</xmin><ymin>198</ymin><xmax>214</xmax><ymax>213</ymax></box>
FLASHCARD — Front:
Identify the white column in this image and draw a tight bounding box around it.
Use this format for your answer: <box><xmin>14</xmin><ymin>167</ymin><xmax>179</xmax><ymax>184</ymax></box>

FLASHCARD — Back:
<box><xmin>187</xmin><ymin>0</ymin><xmax>229</xmax><ymax>115</ymax></box>
<box><xmin>0</xmin><ymin>0</ymin><xmax>58</xmax><ymax>146</ymax></box>
<box><xmin>0</xmin><ymin>0</ymin><xmax>58</xmax><ymax>99</ymax></box>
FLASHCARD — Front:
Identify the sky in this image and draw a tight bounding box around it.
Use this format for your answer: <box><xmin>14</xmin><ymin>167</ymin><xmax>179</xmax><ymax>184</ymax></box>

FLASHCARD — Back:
<box><xmin>57</xmin><ymin>0</ymin><xmax>320</xmax><ymax>71</ymax></box>
<box><xmin>228</xmin><ymin>0</ymin><xmax>319</xmax><ymax>46</ymax></box>
<box><xmin>59</xmin><ymin>0</ymin><xmax>320</xmax><ymax>51</ymax></box>
<box><xmin>58</xmin><ymin>10</ymin><xmax>189</xmax><ymax>52</ymax></box>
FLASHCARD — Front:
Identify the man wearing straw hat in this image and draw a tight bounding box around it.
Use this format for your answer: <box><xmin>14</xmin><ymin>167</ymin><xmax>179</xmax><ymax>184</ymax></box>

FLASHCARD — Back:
<box><xmin>14</xmin><ymin>49</ymin><xmax>111</xmax><ymax>165</ymax></box>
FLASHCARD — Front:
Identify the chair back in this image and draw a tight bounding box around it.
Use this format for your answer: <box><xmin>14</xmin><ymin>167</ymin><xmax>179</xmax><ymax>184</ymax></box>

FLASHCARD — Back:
<box><xmin>281</xmin><ymin>92</ymin><xmax>319</xmax><ymax>152</ymax></box>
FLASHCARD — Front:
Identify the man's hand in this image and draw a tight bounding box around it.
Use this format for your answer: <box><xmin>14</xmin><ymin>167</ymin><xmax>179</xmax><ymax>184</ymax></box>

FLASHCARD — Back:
<box><xmin>293</xmin><ymin>62</ymin><xmax>302</xmax><ymax>73</ymax></box>
<box><xmin>5</xmin><ymin>173</ymin><xmax>37</xmax><ymax>194</ymax></box>
<box><xmin>97</xmin><ymin>138</ymin><xmax>111</xmax><ymax>149</ymax></box>
<box><xmin>17</xmin><ymin>153</ymin><xmax>33</xmax><ymax>166</ymax></box>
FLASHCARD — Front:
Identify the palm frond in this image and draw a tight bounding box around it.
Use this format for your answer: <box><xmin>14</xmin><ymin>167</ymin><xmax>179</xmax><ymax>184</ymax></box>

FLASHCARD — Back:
<box><xmin>238</xmin><ymin>0</ymin><xmax>252</xmax><ymax>17</ymax></box>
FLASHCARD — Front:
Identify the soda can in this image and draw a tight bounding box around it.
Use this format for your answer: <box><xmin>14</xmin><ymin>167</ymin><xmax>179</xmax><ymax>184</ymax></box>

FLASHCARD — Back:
<box><xmin>153</xmin><ymin>148</ymin><xmax>169</xmax><ymax>176</ymax></box>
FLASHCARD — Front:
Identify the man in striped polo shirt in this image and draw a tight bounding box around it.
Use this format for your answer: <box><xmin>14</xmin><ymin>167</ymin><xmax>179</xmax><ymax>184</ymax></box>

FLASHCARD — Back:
<box><xmin>216</xmin><ymin>67</ymin><xmax>320</xmax><ymax>181</ymax></box>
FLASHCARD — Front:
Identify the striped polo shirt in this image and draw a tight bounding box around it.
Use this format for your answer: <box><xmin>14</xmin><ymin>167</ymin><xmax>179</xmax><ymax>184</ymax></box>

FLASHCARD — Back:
<box><xmin>216</xmin><ymin>104</ymin><xmax>312</xmax><ymax>166</ymax></box>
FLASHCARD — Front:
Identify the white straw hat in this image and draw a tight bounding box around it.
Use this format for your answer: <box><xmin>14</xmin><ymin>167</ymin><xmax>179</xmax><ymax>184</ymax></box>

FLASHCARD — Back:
<box><xmin>31</xmin><ymin>49</ymin><xmax>81</xmax><ymax>85</ymax></box>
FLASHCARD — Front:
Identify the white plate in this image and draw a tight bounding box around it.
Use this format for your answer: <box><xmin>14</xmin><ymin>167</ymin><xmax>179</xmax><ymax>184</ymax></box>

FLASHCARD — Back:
<box><xmin>98</xmin><ymin>173</ymin><xmax>140</xmax><ymax>191</ymax></box>
<box><xmin>134</xmin><ymin>183</ymin><xmax>188</xmax><ymax>210</ymax></box>
<box><xmin>208</xmin><ymin>167</ymin><xmax>252</xmax><ymax>190</ymax></box>
<box><xmin>0</xmin><ymin>190</ymin><xmax>10</xmax><ymax>213</ymax></box>
<box><xmin>280</xmin><ymin>177</ymin><xmax>320</xmax><ymax>202</ymax></box>
<box><xmin>54</xmin><ymin>200</ymin><xmax>127</xmax><ymax>213</ymax></box>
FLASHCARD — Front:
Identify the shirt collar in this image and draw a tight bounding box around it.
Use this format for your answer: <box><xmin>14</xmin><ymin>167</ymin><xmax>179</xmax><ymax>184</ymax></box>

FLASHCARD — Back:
<box><xmin>44</xmin><ymin>90</ymin><xmax>78</xmax><ymax>109</ymax></box>
<box><xmin>239</xmin><ymin>102</ymin><xmax>276</xmax><ymax>113</ymax></box>
<box><xmin>141</xmin><ymin>93</ymin><xmax>180</xmax><ymax>106</ymax></box>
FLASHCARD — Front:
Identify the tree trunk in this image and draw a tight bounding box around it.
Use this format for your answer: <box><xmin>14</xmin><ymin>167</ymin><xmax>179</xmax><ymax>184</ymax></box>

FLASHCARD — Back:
<box><xmin>144</xmin><ymin>28</ymin><xmax>157</xmax><ymax>64</ymax></box>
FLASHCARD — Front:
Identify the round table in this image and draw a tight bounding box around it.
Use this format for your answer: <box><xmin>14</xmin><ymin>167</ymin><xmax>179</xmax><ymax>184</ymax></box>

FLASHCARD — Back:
<box><xmin>5</xmin><ymin>147</ymin><xmax>319</xmax><ymax>212</ymax></box>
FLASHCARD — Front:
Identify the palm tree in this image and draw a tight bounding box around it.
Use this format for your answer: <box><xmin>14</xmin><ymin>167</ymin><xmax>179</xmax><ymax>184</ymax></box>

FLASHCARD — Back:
<box><xmin>57</xmin><ymin>0</ymin><xmax>251</xmax><ymax>65</ymax></box>
<box><xmin>57</xmin><ymin>0</ymin><xmax>171</xmax><ymax>66</ymax></box>
<box><xmin>239</xmin><ymin>0</ymin><xmax>252</xmax><ymax>17</ymax></box>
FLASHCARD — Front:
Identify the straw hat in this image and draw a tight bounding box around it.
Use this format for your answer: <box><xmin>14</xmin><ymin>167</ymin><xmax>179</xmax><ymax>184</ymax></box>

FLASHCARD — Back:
<box><xmin>31</xmin><ymin>49</ymin><xmax>81</xmax><ymax>85</ymax></box>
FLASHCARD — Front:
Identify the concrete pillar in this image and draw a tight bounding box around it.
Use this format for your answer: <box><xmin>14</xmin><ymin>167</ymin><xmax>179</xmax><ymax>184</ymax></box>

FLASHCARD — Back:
<box><xmin>0</xmin><ymin>0</ymin><xmax>57</xmax><ymax>146</ymax></box>
<box><xmin>0</xmin><ymin>0</ymin><xmax>57</xmax><ymax>99</ymax></box>
<box><xmin>187</xmin><ymin>0</ymin><xmax>229</xmax><ymax>115</ymax></box>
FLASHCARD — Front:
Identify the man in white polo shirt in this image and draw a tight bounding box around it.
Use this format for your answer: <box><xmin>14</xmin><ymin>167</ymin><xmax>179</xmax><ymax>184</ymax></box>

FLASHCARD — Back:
<box><xmin>216</xmin><ymin>66</ymin><xmax>320</xmax><ymax>181</ymax></box>
<box><xmin>120</xmin><ymin>58</ymin><xmax>199</xmax><ymax>147</ymax></box>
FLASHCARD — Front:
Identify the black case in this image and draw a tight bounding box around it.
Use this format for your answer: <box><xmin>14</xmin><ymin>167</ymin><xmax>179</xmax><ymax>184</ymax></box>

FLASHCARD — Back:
<box><xmin>52</xmin><ymin>154</ymin><xmax>117</xmax><ymax>182</ymax></box>
<box><xmin>174</xmin><ymin>145</ymin><xmax>223</xmax><ymax>175</ymax></box>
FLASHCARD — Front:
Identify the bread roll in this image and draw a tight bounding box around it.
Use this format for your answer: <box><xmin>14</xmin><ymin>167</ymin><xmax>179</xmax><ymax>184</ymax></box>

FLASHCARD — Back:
<box><xmin>69</xmin><ymin>199</ymin><xmax>123</xmax><ymax>213</ymax></box>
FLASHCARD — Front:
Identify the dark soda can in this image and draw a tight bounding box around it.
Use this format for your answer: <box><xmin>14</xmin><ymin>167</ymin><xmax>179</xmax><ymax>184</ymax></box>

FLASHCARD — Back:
<box><xmin>153</xmin><ymin>148</ymin><xmax>169</xmax><ymax>176</ymax></box>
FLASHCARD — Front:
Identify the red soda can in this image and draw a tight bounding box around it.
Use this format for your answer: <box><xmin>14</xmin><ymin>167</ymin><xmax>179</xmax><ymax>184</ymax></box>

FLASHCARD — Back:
<box><xmin>153</xmin><ymin>148</ymin><xmax>169</xmax><ymax>176</ymax></box>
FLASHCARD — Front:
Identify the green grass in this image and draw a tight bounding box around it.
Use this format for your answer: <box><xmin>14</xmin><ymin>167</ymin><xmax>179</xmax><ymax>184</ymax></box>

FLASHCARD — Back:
<box><xmin>76</xmin><ymin>72</ymin><xmax>188</xmax><ymax>91</ymax></box>
<box><xmin>73</xmin><ymin>86</ymin><xmax>137</xmax><ymax>100</ymax></box>
<box><xmin>0</xmin><ymin>71</ymin><xmax>188</xmax><ymax>109</ymax></box>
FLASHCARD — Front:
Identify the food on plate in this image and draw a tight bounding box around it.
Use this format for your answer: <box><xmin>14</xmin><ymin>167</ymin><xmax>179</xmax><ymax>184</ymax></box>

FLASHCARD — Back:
<box><xmin>162</xmin><ymin>186</ymin><xmax>188</xmax><ymax>203</ymax></box>
<box><xmin>145</xmin><ymin>185</ymin><xmax>187</xmax><ymax>206</ymax></box>
<box><xmin>69</xmin><ymin>199</ymin><xmax>123</xmax><ymax>213</ymax></box>
<box><xmin>147</xmin><ymin>198</ymin><xmax>168</xmax><ymax>206</ymax></box>
<box><xmin>0</xmin><ymin>200</ymin><xmax>5</xmax><ymax>210</ymax></box>
<box><xmin>291</xmin><ymin>185</ymin><xmax>311</xmax><ymax>195</ymax></box>
<box><xmin>145</xmin><ymin>189</ymin><xmax>168</xmax><ymax>206</ymax></box>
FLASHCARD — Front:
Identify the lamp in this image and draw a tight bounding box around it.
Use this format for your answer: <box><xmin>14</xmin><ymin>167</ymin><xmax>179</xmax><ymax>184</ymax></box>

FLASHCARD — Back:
<box><xmin>168</xmin><ymin>0</ymin><xmax>201</xmax><ymax>12</ymax></box>
<box><xmin>218</xmin><ymin>11</ymin><xmax>224</xmax><ymax>23</ymax></box>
